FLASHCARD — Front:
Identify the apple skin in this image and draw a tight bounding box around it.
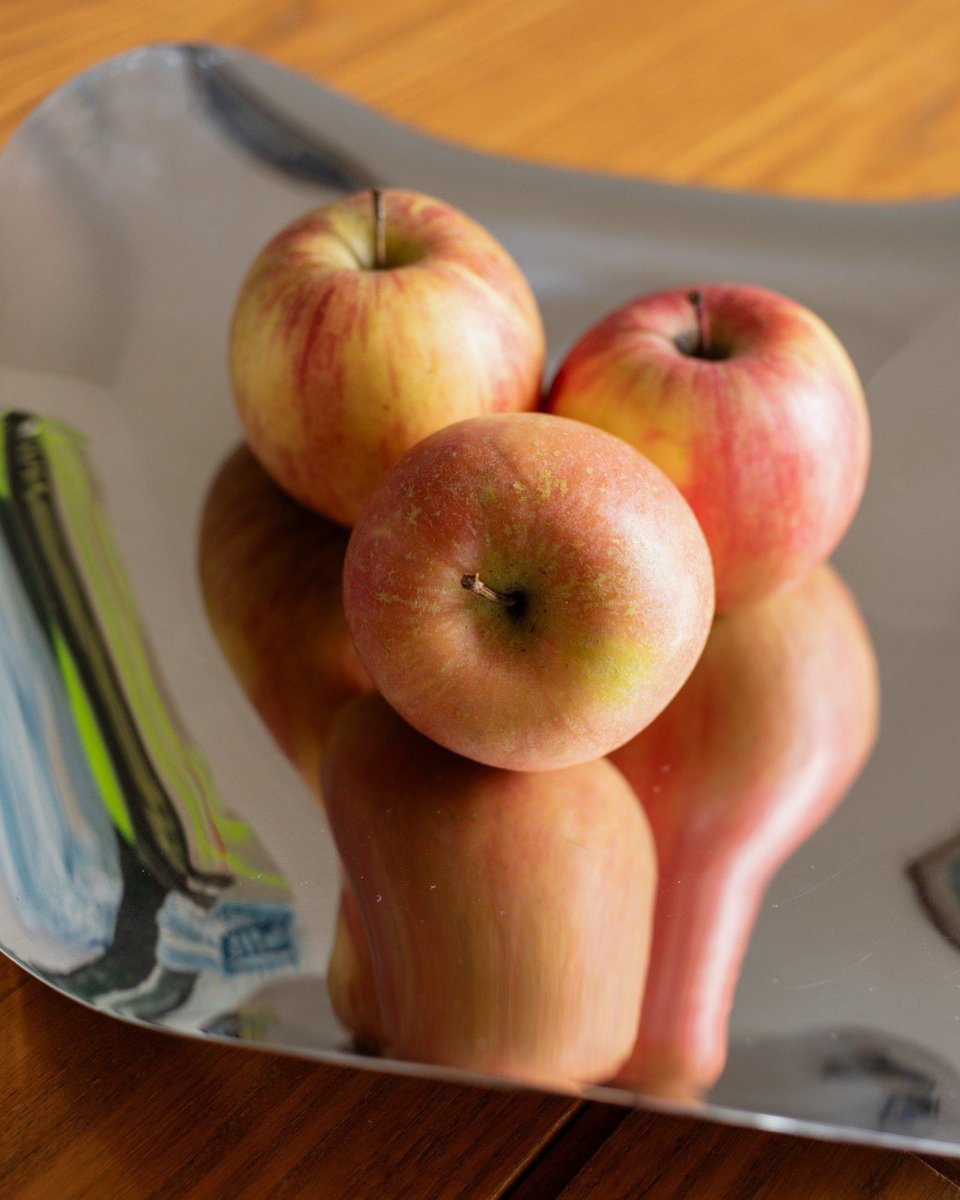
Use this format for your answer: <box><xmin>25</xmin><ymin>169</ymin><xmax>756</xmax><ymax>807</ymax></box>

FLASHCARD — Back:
<box><xmin>343</xmin><ymin>412</ymin><xmax>715</xmax><ymax>771</ymax></box>
<box><xmin>609</xmin><ymin>564</ymin><xmax>879</xmax><ymax>1099</ymax></box>
<box><xmin>545</xmin><ymin>284</ymin><xmax>870</xmax><ymax>610</ymax></box>
<box><xmin>230</xmin><ymin>189</ymin><xmax>546</xmax><ymax>526</ymax></box>
<box><xmin>198</xmin><ymin>444</ymin><xmax>372</xmax><ymax>785</ymax></box>
<box><xmin>323</xmin><ymin>692</ymin><xmax>657</xmax><ymax>1086</ymax></box>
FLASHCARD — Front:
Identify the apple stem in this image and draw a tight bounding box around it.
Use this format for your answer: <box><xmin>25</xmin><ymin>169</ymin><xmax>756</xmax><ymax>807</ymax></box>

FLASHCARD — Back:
<box><xmin>688</xmin><ymin>289</ymin><xmax>710</xmax><ymax>357</ymax></box>
<box><xmin>461</xmin><ymin>573</ymin><xmax>518</xmax><ymax>607</ymax></box>
<box><xmin>372</xmin><ymin>188</ymin><xmax>386</xmax><ymax>269</ymax></box>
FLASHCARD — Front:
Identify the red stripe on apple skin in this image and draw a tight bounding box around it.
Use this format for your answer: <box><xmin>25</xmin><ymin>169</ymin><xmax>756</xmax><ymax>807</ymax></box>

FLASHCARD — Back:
<box><xmin>545</xmin><ymin>283</ymin><xmax>870</xmax><ymax>611</ymax></box>
<box><xmin>229</xmin><ymin>189</ymin><xmax>545</xmax><ymax>526</ymax></box>
<box><xmin>343</xmin><ymin>411</ymin><xmax>714</xmax><ymax>773</ymax></box>
<box><xmin>609</xmin><ymin>565</ymin><xmax>878</xmax><ymax>1100</ymax></box>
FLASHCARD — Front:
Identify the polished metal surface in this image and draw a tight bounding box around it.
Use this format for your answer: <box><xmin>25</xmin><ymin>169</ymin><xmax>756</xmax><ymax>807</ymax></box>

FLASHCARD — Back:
<box><xmin>2</xmin><ymin>42</ymin><xmax>960</xmax><ymax>1153</ymax></box>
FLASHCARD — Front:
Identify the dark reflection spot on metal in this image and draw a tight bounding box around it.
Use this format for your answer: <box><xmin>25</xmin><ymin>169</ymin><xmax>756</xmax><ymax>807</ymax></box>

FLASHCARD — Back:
<box><xmin>822</xmin><ymin>1048</ymin><xmax>940</xmax><ymax>1125</ymax></box>
<box><xmin>715</xmin><ymin>1029</ymin><xmax>957</xmax><ymax>1138</ymax></box>
<box><xmin>823</xmin><ymin>1049</ymin><xmax>932</xmax><ymax>1089</ymax></box>
<box><xmin>184</xmin><ymin>45</ymin><xmax>377</xmax><ymax>190</ymax></box>
<box><xmin>908</xmin><ymin>829</ymin><xmax>960</xmax><ymax>952</ymax></box>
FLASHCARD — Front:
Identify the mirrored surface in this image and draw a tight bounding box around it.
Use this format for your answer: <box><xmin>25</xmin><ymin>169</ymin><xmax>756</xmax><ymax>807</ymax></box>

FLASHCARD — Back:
<box><xmin>2</xmin><ymin>43</ymin><xmax>960</xmax><ymax>1153</ymax></box>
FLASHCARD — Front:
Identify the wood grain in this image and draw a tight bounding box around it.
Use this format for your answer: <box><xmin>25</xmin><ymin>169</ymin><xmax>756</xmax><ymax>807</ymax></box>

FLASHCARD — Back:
<box><xmin>4</xmin><ymin>1</ymin><xmax>960</xmax><ymax>1197</ymax></box>
<box><xmin>926</xmin><ymin>1159</ymin><xmax>960</xmax><ymax>1189</ymax></box>
<box><xmin>553</xmin><ymin>1111</ymin><xmax>960</xmax><ymax>1200</ymax></box>
<box><xmin>4</xmin><ymin>0</ymin><xmax>960</xmax><ymax>197</ymax></box>
<box><xmin>0</xmin><ymin>957</ymin><xmax>578</xmax><ymax>1199</ymax></box>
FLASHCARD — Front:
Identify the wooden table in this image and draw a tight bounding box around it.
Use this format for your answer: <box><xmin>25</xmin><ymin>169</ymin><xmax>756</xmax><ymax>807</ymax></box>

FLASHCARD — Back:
<box><xmin>3</xmin><ymin>2</ymin><xmax>960</xmax><ymax>1196</ymax></box>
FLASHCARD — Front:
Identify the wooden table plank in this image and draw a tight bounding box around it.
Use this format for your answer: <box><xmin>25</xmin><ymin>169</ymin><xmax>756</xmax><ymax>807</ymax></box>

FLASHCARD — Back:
<box><xmin>553</xmin><ymin>1111</ymin><xmax>960</xmax><ymax>1200</ymax></box>
<box><xmin>925</xmin><ymin>1160</ymin><xmax>960</xmax><ymax>1189</ymax></box>
<box><xmin>4</xmin><ymin>0</ymin><xmax>960</xmax><ymax>197</ymax></box>
<box><xmin>506</xmin><ymin>1105</ymin><xmax>632</xmax><ymax>1200</ymax></box>
<box><xmin>0</xmin><ymin>958</ymin><xmax>579</xmax><ymax>1199</ymax></box>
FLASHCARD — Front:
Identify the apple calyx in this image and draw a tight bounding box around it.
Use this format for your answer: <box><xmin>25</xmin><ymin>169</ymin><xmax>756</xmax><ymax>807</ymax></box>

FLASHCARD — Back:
<box><xmin>677</xmin><ymin>290</ymin><xmax>728</xmax><ymax>361</ymax></box>
<box><xmin>372</xmin><ymin>188</ymin><xmax>387</xmax><ymax>269</ymax></box>
<box><xmin>461</xmin><ymin>572</ymin><xmax>521</xmax><ymax>608</ymax></box>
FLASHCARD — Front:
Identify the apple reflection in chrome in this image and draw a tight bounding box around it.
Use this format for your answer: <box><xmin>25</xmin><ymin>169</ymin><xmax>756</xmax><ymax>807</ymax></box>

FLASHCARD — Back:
<box><xmin>610</xmin><ymin>565</ymin><xmax>879</xmax><ymax>1100</ymax></box>
<box><xmin>323</xmin><ymin>693</ymin><xmax>657</xmax><ymax>1088</ymax></box>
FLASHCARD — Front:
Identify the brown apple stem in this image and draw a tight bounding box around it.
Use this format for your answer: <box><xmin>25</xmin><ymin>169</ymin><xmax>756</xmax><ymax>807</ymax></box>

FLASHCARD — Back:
<box><xmin>372</xmin><ymin>188</ymin><xmax>386</xmax><ymax>269</ymax></box>
<box><xmin>461</xmin><ymin>573</ymin><xmax>518</xmax><ymax>607</ymax></box>
<box><xmin>688</xmin><ymin>289</ymin><xmax>710</xmax><ymax>357</ymax></box>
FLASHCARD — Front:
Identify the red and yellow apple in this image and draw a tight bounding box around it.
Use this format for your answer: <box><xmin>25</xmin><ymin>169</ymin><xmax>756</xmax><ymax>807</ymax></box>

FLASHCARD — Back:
<box><xmin>546</xmin><ymin>284</ymin><xmax>870</xmax><ymax>610</ymax></box>
<box><xmin>323</xmin><ymin>692</ymin><xmax>657</xmax><ymax>1085</ymax></box>
<box><xmin>343</xmin><ymin>411</ymin><xmax>715</xmax><ymax>771</ymax></box>
<box><xmin>198</xmin><ymin>443</ymin><xmax>371</xmax><ymax>785</ymax></box>
<box><xmin>609</xmin><ymin>565</ymin><xmax>879</xmax><ymax>1099</ymax></box>
<box><xmin>230</xmin><ymin>188</ymin><xmax>546</xmax><ymax>525</ymax></box>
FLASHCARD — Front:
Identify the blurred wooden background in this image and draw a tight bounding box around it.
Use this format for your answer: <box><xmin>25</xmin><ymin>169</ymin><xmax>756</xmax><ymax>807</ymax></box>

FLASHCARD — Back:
<box><xmin>4</xmin><ymin>1</ymin><xmax>960</xmax><ymax>1196</ymax></box>
<box><xmin>5</xmin><ymin>0</ymin><xmax>960</xmax><ymax>197</ymax></box>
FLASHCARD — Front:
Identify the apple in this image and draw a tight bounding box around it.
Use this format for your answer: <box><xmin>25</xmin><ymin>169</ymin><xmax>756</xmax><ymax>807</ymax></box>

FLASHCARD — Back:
<box><xmin>198</xmin><ymin>443</ymin><xmax>371</xmax><ymax>785</ymax></box>
<box><xmin>323</xmin><ymin>692</ymin><xmax>657</xmax><ymax>1086</ymax></box>
<box><xmin>545</xmin><ymin>284</ymin><xmax>870</xmax><ymax>610</ymax></box>
<box><xmin>229</xmin><ymin>188</ymin><xmax>546</xmax><ymax>526</ymax></box>
<box><xmin>343</xmin><ymin>411</ymin><xmax>714</xmax><ymax>771</ymax></box>
<box><xmin>609</xmin><ymin>565</ymin><xmax>879</xmax><ymax>1099</ymax></box>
